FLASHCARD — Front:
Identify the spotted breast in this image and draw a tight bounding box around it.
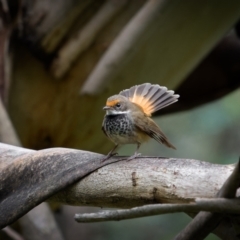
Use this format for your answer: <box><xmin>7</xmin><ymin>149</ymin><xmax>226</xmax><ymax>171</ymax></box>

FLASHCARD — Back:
<box><xmin>103</xmin><ymin>113</ymin><xmax>136</xmax><ymax>144</ymax></box>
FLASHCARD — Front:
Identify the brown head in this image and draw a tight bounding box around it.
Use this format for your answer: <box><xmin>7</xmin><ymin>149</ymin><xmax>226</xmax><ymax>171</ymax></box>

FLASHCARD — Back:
<box><xmin>103</xmin><ymin>95</ymin><xmax>143</xmax><ymax>115</ymax></box>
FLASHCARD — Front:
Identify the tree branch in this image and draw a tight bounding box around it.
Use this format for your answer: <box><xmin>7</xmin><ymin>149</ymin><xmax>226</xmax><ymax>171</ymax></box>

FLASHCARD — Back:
<box><xmin>0</xmin><ymin>142</ymin><xmax>238</xmax><ymax>230</ymax></box>
<box><xmin>0</xmin><ymin>94</ymin><xmax>63</xmax><ymax>238</ymax></box>
<box><xmin>49</xmin><ymin>157</ymin><xmax>235</xmax><ymax>208</ymax></box>
<box><xmin>175</xmin><ymin>159</ymin><xmax>240</xmax><ymax>240</ymax></box>
<box><xmin>73</xmin><ymin>160</ymin><xmax>240</xmax><ymax>239</ymax></box>
<box><xmin>75</xmin><ymin>198</ymin><xmax>240</xmax><ymax>222</ymax></box>
<box><xmin>0</xmin><ymin>143</ymin><xmax>123</xmax><ymax>228</ymax></box>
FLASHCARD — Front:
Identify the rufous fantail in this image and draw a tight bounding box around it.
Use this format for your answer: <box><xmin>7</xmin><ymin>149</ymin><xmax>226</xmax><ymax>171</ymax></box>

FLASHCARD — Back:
<box><xmin>102</xmin><ymin>83</ymin><xmax>179</xmax><ymax>160</ymax></box>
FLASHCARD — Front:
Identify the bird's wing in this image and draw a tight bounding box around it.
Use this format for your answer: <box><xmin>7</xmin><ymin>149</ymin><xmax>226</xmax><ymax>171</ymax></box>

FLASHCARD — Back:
<box><xmin>134</xmin><ymin>116</ymin><xmax>176</xmax><ymax>149</ymax></box>
<box><xmin>119</xmin><ymin>83</ymin><xmax>179</xmax><ymax>116</ymax></box>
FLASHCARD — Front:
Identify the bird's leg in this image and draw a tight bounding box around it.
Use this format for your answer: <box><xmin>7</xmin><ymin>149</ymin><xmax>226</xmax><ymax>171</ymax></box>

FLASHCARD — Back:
<box><xmin>127</xmin><ymin>143</ymin><xmax>141</xmax><ymax>161</ymax></box>
<box><xmin>101</xmin><ymin>144</ymin><xmax>119</xmax><ymax>162</ymax></box>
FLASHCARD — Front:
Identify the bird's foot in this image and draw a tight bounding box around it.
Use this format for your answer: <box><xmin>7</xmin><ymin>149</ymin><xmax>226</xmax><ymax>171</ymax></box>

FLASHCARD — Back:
<box><xmin>101</xmin><ymin>152</ymin><xmax>118</xmax><ymax>162</ymax></box>
<box><xmin>126</xmin><ymin>153</ymin><xmax>141</xmax><ymax>161</ymax></box>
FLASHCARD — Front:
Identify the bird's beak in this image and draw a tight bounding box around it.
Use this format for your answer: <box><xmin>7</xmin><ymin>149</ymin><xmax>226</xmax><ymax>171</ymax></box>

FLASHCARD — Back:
<box><xmin>103</xmin><ymin>106</ymin><xmax>110</xmax><ymax>111</ymax></box>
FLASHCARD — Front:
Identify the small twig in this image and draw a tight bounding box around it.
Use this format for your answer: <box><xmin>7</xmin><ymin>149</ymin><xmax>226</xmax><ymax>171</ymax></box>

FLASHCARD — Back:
<box><xmin>217</xmin><ymin>159</ymin><xmax>240</xmax><ymax>198</ymax></box>
<box><xmin>80</xmin><ymin>0</ymin><xmax>168</xmax><ymax>95</ymax></box>
<box><xmin>2</xmin><ymin>226</ymin><xmax>25</xmax><ymax>240</ymax></box>
<box><xmin>51</xmin><ymin>0</ymin><xmax>128</xmax><ymax>78</ymax></box>
<box><xmin>75</xmin><ymin>198</ymin><xmax>240</xmax><ymax>223</ymax></box>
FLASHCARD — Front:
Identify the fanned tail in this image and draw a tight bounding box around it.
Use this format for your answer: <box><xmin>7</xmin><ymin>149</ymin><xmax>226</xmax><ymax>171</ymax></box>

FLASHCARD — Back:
<box><xmin>119</xmin><ymin>83</ymin><xmax>179</xmax><ymax>116</ymax></box>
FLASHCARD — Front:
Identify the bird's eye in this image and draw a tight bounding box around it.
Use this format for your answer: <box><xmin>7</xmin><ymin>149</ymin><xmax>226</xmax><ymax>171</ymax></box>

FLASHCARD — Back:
<box><xmin>116</xmin><ymin>103</ymin><xmax>121</xmax><ymax>108</ymax></box>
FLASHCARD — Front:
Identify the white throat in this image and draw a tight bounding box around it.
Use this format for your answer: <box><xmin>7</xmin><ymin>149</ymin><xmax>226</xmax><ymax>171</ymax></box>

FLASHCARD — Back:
<box><xmin>106</xmin><ymin>109</ymin><xmax>130</xmax><ymax>115</ymax></box>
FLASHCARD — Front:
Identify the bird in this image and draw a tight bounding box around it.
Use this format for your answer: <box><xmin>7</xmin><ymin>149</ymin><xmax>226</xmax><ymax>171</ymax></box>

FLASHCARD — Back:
<box><xmin>102</xmin><ymin>83</ymin><xmax>179</xmax><ymax>161</ymax></box>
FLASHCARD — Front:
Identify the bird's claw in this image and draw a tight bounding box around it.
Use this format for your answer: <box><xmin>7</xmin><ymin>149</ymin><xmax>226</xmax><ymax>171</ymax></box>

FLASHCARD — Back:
<box><xmin>101</xmin><ymin>152</ymin><xmax>118</xmax><ymax>162</ymax></box>
<box><xmin>126</xmin><ymin>153</ymin><xmax>141</xmax><ymax>161</ymax></box>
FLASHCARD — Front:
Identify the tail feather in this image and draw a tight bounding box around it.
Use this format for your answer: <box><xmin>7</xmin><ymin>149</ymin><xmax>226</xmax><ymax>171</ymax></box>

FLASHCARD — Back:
<box><xmin>129</xmin><ymin>87</ymin><xmax>136</xmax><ymax>100</ymax></box>
<box><xmin>157</xmin><ymin>97</ymin><xmax>178</xmax><ymax>109</ymax></box>
<box><xmin>151</xmin><ymin>86</ymin><xmax>168</xmax><ymax>101</ymax></box>
<box><xmin>131</xmin><ymin>83</ymin><xmax>151</xmax><ymax>103</ymax></box>
<box><xmin>142</xmin><ymin>86</ymin><xmax>161</xmax><ymax>110</ymax></box>
<box><xmin>148</xmin><ymin>91</ymin><xmax>175</xmax><ymax>112</ymax></box>
<box><xmin>135</xmin><ymin>84</ymin><xmax>152</xmax><ymax>106</ymax></box>
<box><xmin>119</xmin><ymin>83</ymin><xmax>179</xmax><ymax>116</ymax></box>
